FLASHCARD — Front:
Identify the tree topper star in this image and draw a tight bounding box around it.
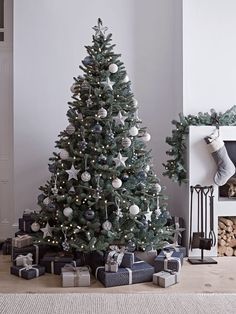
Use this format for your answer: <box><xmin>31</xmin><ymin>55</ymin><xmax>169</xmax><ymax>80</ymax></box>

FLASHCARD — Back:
<box><xmin>92</xmin><ymin>18</ymin><xmax>108</xmax><ymax>38</ymax></box>
<box><xmin>113</xmin><ymin>111</ymin><xmax>127</xmax><ymax>126</ymax></box>
<box><xmin>40</xmin><ymin>222</ymin><xmax>53</xmax><ymax>238</ymax></box>
<box><xmin>113</xmin><ymin>152</ymin><xmax>128</xmax><ymax>168</ymax></box>
<box><xmin>66</xmin><ymin>165</ymin><xmax>79</xmax><ymax>181</ymax></box>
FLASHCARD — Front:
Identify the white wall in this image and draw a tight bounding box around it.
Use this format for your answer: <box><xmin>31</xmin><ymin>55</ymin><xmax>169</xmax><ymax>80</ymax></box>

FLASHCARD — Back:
<box><xmin>183</xmin><ymin>0</ymin><xmax>236</xmax><ymax>115</ymax></box>
<box><xmin>14</xmin><ymin>0</ymin><xmax>183</xmax><ymax>220</ymax></box>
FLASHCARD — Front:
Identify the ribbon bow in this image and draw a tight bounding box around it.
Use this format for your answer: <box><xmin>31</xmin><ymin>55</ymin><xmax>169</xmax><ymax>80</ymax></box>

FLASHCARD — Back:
<box><xmin>17</xmin><ymin>234</ymin><xmax>31</xmax><ymax>239</ymax></box>
<box><xmin>107</xmin><ymin>245</ymin><xmax>125</xmax><ymax>265</ymax></box>
<box><xmin>15</xmin><ymin>253</ymin><xmax>33</xmax><ymax>267</ymax></box>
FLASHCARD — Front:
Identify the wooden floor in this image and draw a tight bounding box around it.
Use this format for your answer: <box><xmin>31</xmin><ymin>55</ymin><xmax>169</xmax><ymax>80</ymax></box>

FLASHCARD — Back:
<box><xmin>1</xmin><ymin>254</ymin><xmax>236</xmax><ymax>294</ymax></box>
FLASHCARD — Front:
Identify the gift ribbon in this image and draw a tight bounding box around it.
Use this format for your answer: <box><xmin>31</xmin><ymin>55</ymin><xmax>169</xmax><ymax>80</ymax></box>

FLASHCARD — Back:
<box><xmin>163</xmin><ymin>251</ymin><xmax>181</xmax><ymax>273</ymax></box>
<box><xmin>107</xmin><ymin>246</ymin><xmax>125</xmax><ymax>266</ymax></box>
<box><xmin>33</xmin><ymin>245</ymin><xmax>39</xmax><ymax>264</ymax></box>
<box><xmin>95</xmin><ymin>266</ymin><xmax>105</xmax><ymax>279</ymax></box>
<box><xmin>50</xmin><ymin>261</ymin><xmax>55</xmax><ymax>274</ymax></box>
<box><xmin>15</xmin><ymin>253</ymin><xmax>33</xmax><ymax>266</ymax></box>
<box><xmin>19</xmin><ymin>264</ymin><xmax>39</xmax><ymax>277</ymax></box>
<box><xmin>17</xmin><ymin>234</ymin><xmax>31</xmax><ymax>239</ymax></box>
<box><xmin>125</xmin><ymin>268</ymin><xmax>132</xmax><ymax>285</ymax></box>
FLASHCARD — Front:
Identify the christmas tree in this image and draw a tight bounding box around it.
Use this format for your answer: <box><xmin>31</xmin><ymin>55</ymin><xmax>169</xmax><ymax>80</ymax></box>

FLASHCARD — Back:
<box><xmin>33</xmin><ymin>19</ymin><xmax>172</xmax><ymax>253</ymax></box>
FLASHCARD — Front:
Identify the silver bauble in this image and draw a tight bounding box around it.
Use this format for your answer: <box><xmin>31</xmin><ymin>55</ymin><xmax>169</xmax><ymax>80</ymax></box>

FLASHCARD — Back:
<box><xmin>60</xmin><ymin>149</ymin><xmax>69</xmax><ymax>160</ymax></box>
<box><xmin>122</xmin><ymin>137</ymin><xmax>132</xmax><ymax>148</ymax></box>
<box><xmin>155</xmin><ymin>183</ymin><xmax>162</xmax><ymax>193</ymax></box>
<box><xmin>31</xmin><ymin>222</ymin><xmax>40</xmax><ymax>232</ymax></box>
<box><xmin>129</xmin><ymin>204</ymin><xmax>140</xmax><ymax>215</ymax></box>
<box><xmin>108</xmin><ymin>63</ymin><xmax>118</xmax><ymax>73</ymax></box>
<box><xmin>142</xmin><ymin>133</ymin><xmax>151</xmax><ymax>142</ymax></box>
<box><xmin>66</xmin><ymin>124</ymin><xmax>75</xmax><ymax>135</ymax></box>
<box><xmin>123</xmin><ymin>75</ymin><xmax>129</xmax><ymax>83</ymax></box>
<box><xmin>129</xmin><ymin>126</ymin><xmax>139</xmax><ymax>136</ymax></box>
<box><xmin>43</xmin><ymin>197</ymin><xmax>50</xmax><ymax>206</ymax></box>
<box><xmin>98</xmin><ymin>107</ymin><xmax>108</xmax><ymax>118</ymax></box>
<box><xmin>81</xmin><ymin>171</ymin><xmax>91</xmax><ymax>182</ymax></box>
<box><xmin>63</xmin><ymin>207</ymin><xmax>73</xmax><ymax>217</ymax></box>
<box><xmin>102</xmin><ymin>220</ymin><xmax>112</xmax><ymax>231</ymax></box>
<box><xmin>112</xmin><ymin>178</ymin><xmax>122</xmax><ymax>189</ymax></box>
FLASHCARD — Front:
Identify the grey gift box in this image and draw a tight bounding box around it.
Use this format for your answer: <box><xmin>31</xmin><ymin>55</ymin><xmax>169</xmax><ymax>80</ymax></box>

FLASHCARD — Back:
<box><xmin>153</xmin><ymin>271</ymin><xmax>180</xmax><ymax>288</ymax></box>
<box><xmin>120</xmin><ymin>252</ymin><xmax>135</xmax><ymax>268</ymax></box>
<box><xmin>105</xmin><ymin>261</ymin><xmax>119</xmax><ymax>272</ymax></box>
<box><xmin>61</xmin><ymin>265</ymin><xmax>90</xmax><ymax>287</ymax></box>
<box><xmin>154</xmin><ymin>251</ymin><xmax>183</xmax><ymax>273</ymax></box>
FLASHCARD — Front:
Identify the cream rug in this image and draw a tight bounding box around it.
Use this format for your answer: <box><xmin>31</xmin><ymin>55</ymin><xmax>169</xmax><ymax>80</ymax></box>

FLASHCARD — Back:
<box><xmin>0</xmin><ymin>293</ymin><xmax>236</xmax><ymax>314</ymax></box>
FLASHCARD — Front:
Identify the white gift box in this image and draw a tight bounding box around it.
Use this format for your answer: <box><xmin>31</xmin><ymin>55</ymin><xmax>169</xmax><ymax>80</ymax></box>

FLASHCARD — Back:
<box><xmin>153</xmin><ymin>271</ymin><xmax>180</xmax><ymax>288</ymax></box>
<box><xmin>61</xmin><ymin>265</ymin><xmax>90</xmax><ymax>287</ymax></box>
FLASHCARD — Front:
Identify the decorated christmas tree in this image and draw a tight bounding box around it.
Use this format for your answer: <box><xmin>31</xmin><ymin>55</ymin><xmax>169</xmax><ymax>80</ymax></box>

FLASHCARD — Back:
<box><xmin>33</xmin><ymin>19</ymin><xmax>172</xmax><ymax>253</ymax></box>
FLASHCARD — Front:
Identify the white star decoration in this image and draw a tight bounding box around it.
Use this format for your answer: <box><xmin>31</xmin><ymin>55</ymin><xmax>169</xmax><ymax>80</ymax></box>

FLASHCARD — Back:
<box><xmin>113</xmin><ymin>152</ymin><xmax>128</xmax><ymax>168</ymax></box>
<box><xmin>92</xmin><ymin>19</ymin><xmax>108</xmax><ymax>38</ymax></box>
<box><xmin>101</xmin><ymin>77</ymin><xmax>115</xmax><ymax>90</ymax></box>
<box><xmin>113</xmin><ymin>111</ymin><xmax>127</xmax><ymax>126</ymax></box>
<box><xmin>86</xmin><ymin>98</ymin><xmax>93</xmax><ymax>107</ymax></box>
<box><xmin>40</xmin><ymin>222</ymin><xmax>53</xmax><ymax>238</ymax></box>
<box><xmin>66</xmin><ymin>165</ymin><xmax>79</xmax><ymax>181</ymax></box>
<box><xmin>145</xmin><ymin>208</ymin><xmax>152</xmax><ymax>222</ymax></box>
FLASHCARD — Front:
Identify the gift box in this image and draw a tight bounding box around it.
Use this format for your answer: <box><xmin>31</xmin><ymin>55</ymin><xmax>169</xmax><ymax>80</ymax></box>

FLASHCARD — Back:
<box><xmin>2</xmin><ymin>238</ymin><xmax>12</xmax><ymax>255</ymax></box>
<box><xmin>135</xmin><ymin>250</ymin><xmax>157</xmax><ymax>266</ymax></box>
<box><xmin>95</xmin><ymin>260</ymin><xmax>154</xmax><ymax>288</ymax></box>
<box><xmin>12</xmin><ymin>243</ymin><xmax>49</xmax><ymax>264</ymax></box>
<box><xmin>12</xmin><ymin>235</ymin><xmax>33</xmax><ymax>248</ymax></box>
<box><xmin>153</xmin><ymin>271</ymin><xmax>180</xmax><ymax>288</ymax></box>
<box><xmin>105</xmin><ymin>261</ymin><xmax>119</xmax><ymax>272</ymax></box>
<box><xmin>173</xmin><ymin>246</ymin><xmax>187</xmax><ymax>258</ymax></box>
<box><xmin>15</xmin><ymin>253</ymin><xmax>33</xmax><ymax>266</ymax></box>
<box><xmin>19</xmin><ymin>215</ymin><xmax>34</xmax><ymax>233</ymax></box>
<box><xmin>120</xmin><ymin>252</ymin><xmax>135</xmax><ymax>268</ymax></box>
<box><xmin>106</xmin><ymin>246</ymin><xmax>125</xmax><ymax>266</ymax></box>
<box><xmin>84</xmin><ymin>251</ymin><xmax>105</xmax><ymax>273</ymax></box>
<box><xmin>61</xmin><ymin>265</ymin><xmax>90</xmax><ymax>287</ymax></box>
<box><xmin>10</xmin><ymin>264</ymin><xmax>45</xmax><ymax>280</ymax></box>
<box><xmin>40</xmin><ymin>253</ymin><xmax>82</xmax><ymax>275</ymax></box>
<box><xmin>154</xmin><ymin>250</ymin><xmax>183</xmax><ymax>273</ymax></box>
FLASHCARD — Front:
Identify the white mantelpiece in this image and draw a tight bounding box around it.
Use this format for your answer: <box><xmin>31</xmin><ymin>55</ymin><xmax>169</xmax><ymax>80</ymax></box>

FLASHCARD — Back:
<box><xmin>186</xmin><ymin>126</ymin><xmax>236</xmax><ymax>257</ymax></box>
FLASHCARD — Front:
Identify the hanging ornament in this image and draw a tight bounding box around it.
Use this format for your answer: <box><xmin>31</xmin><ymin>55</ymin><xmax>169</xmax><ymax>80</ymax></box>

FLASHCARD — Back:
<box><xmin>66</xmin><ymin>124</ymin><xmax>75</xmax><ymax>135</ymax></box>
<box><xmin>66</xmin><ymin>164</ymin><xmax>79</xmax><ymax>181</ymax></box>
<box><xmin>70</xmin><ymin>83</ymin><xmax>78</xmax><ymax>94</ymax></box>
<box><xmin>129</xmin><ymin>126</ymin><xmax>139</xmax><ymax>136</ymax></box>
<box><xmin>102</xmin><ymin>220</ymin><xmax>112</xmax><ymax>231</ymax></box>
<box><xmin>106</xmin><ymin>131</ymin><xmax>114</xmax><ymax>142</ymax></box>
<box><xmin>84</xmin><ymin>208</ymin><xmax>95</xmax><ymax>220</ymax></box>
<box><xmin>137</xmin><ymin>182</ymin><xmax>145</xmax><ymax>190</ymax></box>
<box><xmin>78</xmin><ymin>139</ymin><xmax>87</xmax><ymax>151</ymax></box>
<box><xmin>127</xmin><ymin>240</ymin><xmax>136</xmax><ymax>252</ymax></box>
<box><xmin>122</xmin><ymin>75</ymin><xmax>129</xmax><ymax>83</ymax></box>
<box><xmin>113</xmin><ymin>111</ymin><xmax>127</xmax><ymax>126</ymax></box>
<box><xmin>108</xmin><ymin>63</ymin><xmax>118</xmax><ymax>73</ymax></box>
<box><xmin>115</xmin><ymin>197</ymin><xmax>123</xmax><ymax>219</ymax></box>
<box><xmin>129</xmin><ymin>204</ymin><xmax>140</xmax><ymax>215</ymax></box>
<box><xmin>40</xmin><ymin>222</ymin><xmax>53</xmax><ymax>238</ymax></box>
<box><xmin>82</xmin><ymin>56</ymin><xmax>94</xmax><ymax>66</ymax></box>
<box><xmin>38</xmin><ymin>194</ymin><xmax>45</xmax><ymax>203</ymax></box>
<box><xmin>133</xmin><ymin>98</ymin><xmax>138</xmax><ymax>108</ymax></box>
<box><xmin>122</xmin><ymin>137</ymin><xmax>132</xmax><ymax>148</ymax></box>
<box><xmin>92</xmin><ymin>122</ymin><xmax>103</xmax><ymax>134</ymax></box>
<box><xmin>137</xmin><ymin>171</ymin><xmax>147</xmax><ymax>181</ymax></box>
<box><xmin>77</xmin><ymin>113</ymin><xmax>83</xmax><ymax>120</ymax></box>
<box><xmin>121</xmin><ymin>173</ymin><xmax>129</xmax><ymax>182</ymax></box>
<box><xmin>113</xmin><ymin>152</ymin><xmax>128</xmax><ymax>168</ymax></box>
<box><xmin>144</xmin><ymin>206</ymin><xmax>152</xmax><ymax>222</ymax></box>
<box><xmin>69</xmin><ymin>186</ymin><xmax>75</xmax><ymax>195</ymax></box>
<box><xmin>63</xmin><ymin>207</ymin><xmax>73</xmax><ymax>217</ymax></box>
<box><xmin>98</xmin><ymin>154</ymin><xmax>107</xmax><ymax>165</ymax></box>
<box><xmin>31</xmin><ymin>222</ymin><xmax>40</xmax><ymax>232</ymax></box>
<box><xmin>112</xmin><ymin>178</ymin><xmax>122</xmax><ymax>189</ymax></box>
<box><xmin>98</xmin><ymin>107</ymin><xmax>108</xmax><ymax>118</ymax></box>
<box><xmin>140</xmin><ymin>218</ymin><xmax>148</xmax><ymax>229</ymax></box>
<box><xmin>47</xmin><ymin>203</ymin><xmax>56</xmax><ymax>212</ymax></box>
<box><xmin>62</xmin><ymin>229</ymin><xmax>70</xmax><ymax>251</ymax></box>
<box><xmin>141</xmin><ymin>132</ymin><xmax>151</xmax><ymax>142</ymax></box>
<box><xmin>155</xmin><ymin>208</ymin><xmax>161</xmax><ymax>218</ymax></box>
<box><xmin>51</xmin><ymin>184</ymin><xmax>58</xmax><ymax>195</ymax></box>
<box><xmin>86</xmin><ymin>98</ymin><xmax>93</xmax><ymax>108</ymax></box>
<box><xmin>155</xmin><ymin>183</ymin><xmax>162</xmax><ymax>193</ymax></box>
<box><xmin>48</xmin><ymin>163</ymin><xmax>56</xmax><ymax>173</ymax></box>
<box><xmin>101</xmin><ymin>77</ymin><xmax>115</xmax><ymax>90</ymax></box>
<box><xmin>81</xmin><ymin>171</ymin><xmax>91</xmax><ymax>182</ymax></box>
<box><xmin>43</xmin><ymin>197</ymin><xmax>50</xmax><ymax>206</ymax></box>
<box><xmin>60</xmin><ymin>149</ymin><xmax>69</xmax><ymax>160</ymax></box>
<box><xmin>144</xmin><ymin>165</ymin><xmax>150</xmax><ymax>172</ymax></box>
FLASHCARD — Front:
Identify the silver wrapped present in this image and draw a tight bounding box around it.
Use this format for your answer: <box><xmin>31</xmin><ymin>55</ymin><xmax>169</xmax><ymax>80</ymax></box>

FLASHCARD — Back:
<box><xmin>153</xmin><ymin>271</ymin><xmax>180</xmax><ymax>288</ymax></box>
<box><xmin>61</xmin><ymin>264</ymin><xmax>90</xmax><ymax>287</ymax></box>
<box><xmin>105</xmin><ymin>260</ymin><xmax>119</xmax><ymax>272</ymax></box>
<box><xmin>12</xmin><ymin>235</ymin><xmax>33</xmax><ymax>248</ymax></box>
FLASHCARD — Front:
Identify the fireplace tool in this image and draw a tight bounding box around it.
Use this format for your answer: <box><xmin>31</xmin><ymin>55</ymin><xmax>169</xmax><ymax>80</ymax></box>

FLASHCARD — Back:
<box><xmin>188</xmin><ymin>184</ymin><xmax>217</xmax><ymax>265</ymax></box>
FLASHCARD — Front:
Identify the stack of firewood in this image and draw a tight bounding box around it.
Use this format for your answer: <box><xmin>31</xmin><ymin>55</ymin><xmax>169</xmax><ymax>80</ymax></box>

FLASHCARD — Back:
<box><xmin>218</xmin><ymin>217</ymin><xmax>236</xmax><ymax>256</ymax></box>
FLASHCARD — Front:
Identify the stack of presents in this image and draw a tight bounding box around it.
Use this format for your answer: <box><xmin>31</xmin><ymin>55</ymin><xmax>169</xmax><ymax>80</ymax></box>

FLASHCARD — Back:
<box><xmin>1</xmin><ymin>212</ymin><xmax>186</xmax><ymax>288</ymax></box>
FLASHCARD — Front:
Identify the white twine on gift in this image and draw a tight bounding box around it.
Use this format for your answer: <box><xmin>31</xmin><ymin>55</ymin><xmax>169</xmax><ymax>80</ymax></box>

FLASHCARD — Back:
<box><xmin>163</xmin><ymin>251</ymin><xmax>182</xmax><ymax>273</ymax></box>
<box><xmin>19</xmin><ymin>264</ymin><xmax>39</xmax><ymax>278</ymax></box>
<box><xmin>95</xmin><ymin>266</ymin><xmax>105</xmax><ymax>279</ymax></box>
<box><xmin>50</xmin><ymin>261</ymin><xmax>55</xmax><ymax>274</ymax></box>
<box><xmin>125</xmin><ymin>268</ymin><xmax>132</xmax><ymax>285</ymax></box>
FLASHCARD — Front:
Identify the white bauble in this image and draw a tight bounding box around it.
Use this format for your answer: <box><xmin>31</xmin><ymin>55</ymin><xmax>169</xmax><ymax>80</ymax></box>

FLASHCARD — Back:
<box><xmin>81</xmin><ymin>171</ymin><xmax>91</xmax><ymax>182</ymax></box>
<box><xmin>112</xmin><ymin>178</ymin><xmax>122</xmax><ymax>189</ymax></box>
<box><xmin>60</xmin><ymin>149</ymin><xmax>69</xmax><ymax>160</ymax></box>
<box><xmin>102</xmin><ymin>220</ymin><xmax>112</xmax><ymax>231</ymax></box>
<box><xmin>123</xmin><ymin>75</ymin><xmax>129</xmax><ymax>83</ymax></box>
<box><xmin>144</xmin><ymin>165</ymin><xmax>150</xmax><ymax>172</ymax></box>
<box><xmin>31</xmin><ymin>222</ymin><xmax>40</xmax><ymax>232</ymax></box>
<box><xmin>155</xmin><ymin>183</ymin><xmax>162</xmax><ymax>193</ymax></box>
<box><xmin>98</xmin><ymin>107</ymin><xmax>108</xmax><ymax>118</ymax></box>
<box><xmin>63</xmin><ymin>207</ymin><xmax>73</xmax><ymax>217</ymax></box>
<box><xmin>66</xmin><ymin>124</ymin><xmax>75</xmax><ymax>135</ymax></box>
<box><xmin>142</xmin><ymin>133</ymin><xmax>151</xmax><ymax>142</ymax></box>
<box><xmin>129</xmin><ymin>126</ymin><xmax>139</xmax><ymax>136</ymax></box>
<box><xmin>43</xmin><ymin>197</ymin><xmax>50</xmax><ymax>206</ymax></box>
<box><xmin>129</xmin><ymin>204</ymin><xmax>140</xmax><ymax>215</ymax></box>
<box><xmin>122</xmin><ymin>137</ymin><xmax>132</xmax><ymax>148</ymax></box>
<box><xmin>108</xmin><ymin>63</ymin><xmax>118</xmax><ymax>73</ymax></box>
<box><xmin>70</xmin><ymin>83</ymin><xmax>78</xmax><ymax>93</ymax></box>
<box><xmin>133</xmin><ymin>98</ymin><xmax>138</xmax><ymax>107</ymax></box>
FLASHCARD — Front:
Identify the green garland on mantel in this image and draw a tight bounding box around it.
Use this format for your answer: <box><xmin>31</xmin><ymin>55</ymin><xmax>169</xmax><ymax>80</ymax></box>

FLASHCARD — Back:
<box><xmin>163</xmin><ymin>106</ymin><xmax>236</xmax><ymax>185</ymax></box>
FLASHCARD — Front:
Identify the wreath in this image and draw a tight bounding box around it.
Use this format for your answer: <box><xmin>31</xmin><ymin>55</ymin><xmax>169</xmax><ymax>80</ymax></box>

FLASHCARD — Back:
<box><xmin>163</xmin><ymin>106</ymin><xmax>236</xmax><ymax>185</ymax></box>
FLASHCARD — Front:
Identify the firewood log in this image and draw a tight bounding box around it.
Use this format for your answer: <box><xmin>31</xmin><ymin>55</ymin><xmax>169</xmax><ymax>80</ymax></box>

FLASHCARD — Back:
<box><xmin>218</xmin><ymin>221</ymin><xmax>227</xmax><ymax>229</ymax></box>
<box><xmin>219</xmin><ymin>239</ymin><xmax>226</xmax><ymax>246</ymax></box>
<box><xmin>219</xmin><ymin>217</ymin><xmax>233</xmax><ymax>226</ymax></box>
<box><xmin>225</xmin><ymin>246</ymin><xmax>234</xmax><ymax>256</ymax></box>
<box><xmin>228</xmin><ymin>239</ymin><xmax>236</xmax><ymax>248</ymax></box>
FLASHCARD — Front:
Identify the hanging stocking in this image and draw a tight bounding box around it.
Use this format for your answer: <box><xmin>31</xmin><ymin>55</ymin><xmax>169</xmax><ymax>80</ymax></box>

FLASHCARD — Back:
<box><xmin>204</xmin><ymin>129</ymin><xmax>235</xmax><ymax>186</ymax></box>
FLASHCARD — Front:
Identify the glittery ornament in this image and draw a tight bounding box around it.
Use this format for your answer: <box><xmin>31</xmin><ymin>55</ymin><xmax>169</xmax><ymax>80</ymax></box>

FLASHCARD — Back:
<box><xmin>98</xmin><ymin>154</ymin><xmax>107</xmax><ymax>165</ymax></box>
<box><xmin>83</xmin><ymin>56</ymin><xmax>94</xmax><ymax>66</ymax></box>
<box><xmin>121</xmin><ymin>173</ymin><xmax>129</xmax><ymax>182</ymax></box>
<box><xmin>112</xmin><ymin>178</ymin><xmax>122</xmax><ymax>189</ymax></box>
<box><xmin>108</xmin><ymin>63</ymin><xmax>118</xmax><ymax>73</ymax></box>
<box><xmin>51</xmin><ymin>186</ymin><xmax>58</xmax><ymax>195</ymax></box>
<box><xmin>78</xmin><ymin>140</ymin><xmax>87</xmax><ymax>151</ymax></box>
<box><xmin>60</xmin><ymin>149</ymin><xmax>69</xmax><ymax>160</ymax></box>
<box><xmin>137</xmin><ymin>171</ymin><xmax>147</xmax><ymax>181</ymax></box>
<box><xmin>92</xmin><ymin>123</ymin><xmax>103</xmax><ymax>134</ymax></box>
<box><xmin>155</xmin><ymin>183</ymin><xmax>162</xmax><ymax>193</ymax></box>
<box><xmin>141</xmin><ymin>132</ymin><xmax>151</xmax><ymax>142</ymax></box>
<box><xmin>81</xmin><ymin>171</ymin><xmax>91</xmax><ymax>182</ymax></box>
<box><xmin>62</xmin><ymin>240</ymin><xmax>70</xmax><ymax>251</ymax></box>
<box><xmin>129</xmin><ymin>126</ymin><xmax>139</xmax><ymax>136</ymax></box>
<box><xmin>129</xmin><ymin>204</ymin><xmax>140</xmax><ymax>215</ymax></box>
<box><xmin>155</xmin><ymin>208</ymin><xmax>161</xmax><ymax>218</ymax></box>
<box><xmin>66</xmin><ymin>124</ymin><xmax>75</xmax><ymax>135</ymax></box>
<box><xmin>106</xmin><ymin>132</ymin><xmax>114</xmax><ymax>142</ymax></box>
<box><xmin>84</xmin><ymin>209</ymin><xmax>95</xmax><ymax>220</ymax></box>
<box><xmin>48</xmin><ymin>163</ymin><xmax>56</xmax><ymax>173</ymax></box>
<box><xmin>70</xmin><ymin>83</ymin><xmax>78</xmax><ymax>93</ymax></box>
<box><xmin>102</xmin><ymin>220</ymin><xmax>112</xmax><ymax>231</ymax></box>
<box><xmin>127</xmin><ymin>240</ymin><xmax>136</xmax><ymax>252</ymax></box>
<box><xmin>38</xmin><ymin>194</ymin><xmax>45</xmax><ymax>203</ymax></box>
<box><xmin>47</xmin><ymin>203</ymin><xmax>56</xmax><ymax>212</ymax></box>
<box><xmin>98</xmin><ymin>107</ymin><xmax>108</xmax><ymax>118</ymax></box>
<box><xmin>31</xmin><ymin>222</ymin><xmax>40</xmax><ymax>232</ymax></box>
<box><xmin>144</xmin><ymin>165</ymin><xmax>150</xmax><ymax>172</ymax></box>
<box><xmin>43</xmin><ymin>197</ymin><xmax>50</xmax><ymax>206</ymax></box>
<box><xmin>122</xmin><ymin>137</ymin><xmax>132</xmax><ymax>148</ymax></box>
<box><xmin>63</xmin><ymin>207</ymin><xmax>73</xmax><ymax>217</ymax></box>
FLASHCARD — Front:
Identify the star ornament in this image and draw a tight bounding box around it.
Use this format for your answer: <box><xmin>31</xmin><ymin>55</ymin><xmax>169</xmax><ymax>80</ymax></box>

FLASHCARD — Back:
<box><xmin>145</xmin><ymin>208</ymin><xmax>152</xmax><ymax>222</ymax></box>
<box><xmin>40</xmin><ymin>222</ymin><xmax>53</xmax><ymax>238</ymax></box>
<box><xmin>113</xmin><ymin>152</ymin><xmax>128</xmax><ymax>168</ymax></box>
<box><xmin>113</xmin><ymin>111</ymin><xmax>127</xmax><ymax>126</ymax></box>
<box><xmin>92</xmin><ymin>18</ymin><xmax>108</xmax><ymax>38</ymax></box>
<box><xmin>66</xmin><ymin>165</ymin><xmax>79</xmax><ymax>181</ymax></box>
<box><xmin>101</xmin><ymin>77</ymin><xmax>115</xmax><ymax>90</ymax></box>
